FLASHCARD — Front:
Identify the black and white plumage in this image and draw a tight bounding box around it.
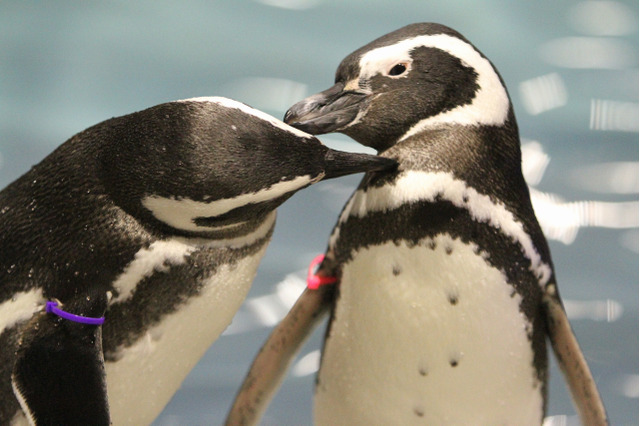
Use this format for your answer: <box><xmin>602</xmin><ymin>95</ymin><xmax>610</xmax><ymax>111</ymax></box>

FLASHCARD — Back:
<box><xmin>0</xmin><ymin>96</ymin><xmax>395</xmax><ymax>425</ymax></box>
<box><xmin>227</xmin><ymin>23</ymin><xmax>607</xmax><ymax>425</ymax></box>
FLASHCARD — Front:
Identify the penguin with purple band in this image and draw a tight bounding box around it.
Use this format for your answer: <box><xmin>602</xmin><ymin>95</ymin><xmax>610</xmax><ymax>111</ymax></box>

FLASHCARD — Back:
<box><xmin>0</xmin><ymin>97</ymin><xmax>395</xmax><ymax>425</ymax></box>
<box><xmin>226</xmin><ymin>23</ymin><xmax>607</xmax><ymax>425</ymax></box>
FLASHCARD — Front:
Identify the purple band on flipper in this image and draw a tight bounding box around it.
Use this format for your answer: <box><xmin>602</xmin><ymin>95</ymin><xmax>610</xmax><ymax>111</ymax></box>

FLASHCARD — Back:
<box><xmin>45</xmin><ymin>301</ymin><xmax>105</xmax><ymax>325</ymax></box>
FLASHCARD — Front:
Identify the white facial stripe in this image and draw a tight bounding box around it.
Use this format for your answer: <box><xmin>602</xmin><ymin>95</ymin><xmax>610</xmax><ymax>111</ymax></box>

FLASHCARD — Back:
<box><xmin>337</xmin><ymin>171</ymin><xmax>551</xmax><ymax>287</ymax></box>
<box><xmin>142</xmin><ymin>174</ymin><xmax>317</xmax><ymax>232</ymax></box>
<box><xmin>357</xmin><ymin>34</ymin><xmax>509</xmax><ymax>134</ymax></box>
<box><xmin>359</xmin><ymin>43</ymin><xmax>413</xmax><ymax>81</ymax></box>
<box><xmin>179</xmin><ymin>96</ymin><xmax>314</xmax><ymax>139</ymax></box>
<box><xmin>0</xmin><ymin>288</ymin><xmax>44</xmax><ymax>335</ymax></box>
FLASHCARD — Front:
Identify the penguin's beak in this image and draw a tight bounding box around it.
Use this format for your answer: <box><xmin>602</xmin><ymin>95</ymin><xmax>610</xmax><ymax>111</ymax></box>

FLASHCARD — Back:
<box><xmin>321</xmin><ymin>148</ymin><xmax>396</xmax><ymax>180</ymax></box>
<box><xmin>284</xmin><ymin>83</ymin><xmax>369</xmax><ymax>134</ymax></box>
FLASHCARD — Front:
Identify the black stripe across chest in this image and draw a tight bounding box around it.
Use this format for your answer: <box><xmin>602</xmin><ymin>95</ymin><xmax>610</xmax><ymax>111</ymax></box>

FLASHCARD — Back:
<box><xmin>332</xmin><ymin>196</ymin><xmax>544</xmax><ymax>323</ymax></box>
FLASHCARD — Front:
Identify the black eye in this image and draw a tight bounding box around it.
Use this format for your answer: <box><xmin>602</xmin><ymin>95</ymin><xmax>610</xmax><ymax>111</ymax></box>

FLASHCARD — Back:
<box><xmin>388</xmin><ymin>63</ymin><xmax>407</xmax><ymax>76</ymax></box>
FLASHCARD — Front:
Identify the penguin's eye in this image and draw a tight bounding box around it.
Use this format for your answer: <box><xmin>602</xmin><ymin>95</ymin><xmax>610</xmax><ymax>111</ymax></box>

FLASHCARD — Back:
<box><xmin>388</xmin><ymin>63</ymin><xmax>408</xmax><ymax>77</ymax></box>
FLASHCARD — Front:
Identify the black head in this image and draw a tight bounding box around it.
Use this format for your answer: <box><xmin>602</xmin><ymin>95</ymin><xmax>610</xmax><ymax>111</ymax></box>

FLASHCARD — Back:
<box><xmin>284</xmin><ymin>24</ymin><xmax>551</xmax><ymax>275</ymax></box>
<box><xmin>93</xmin><ymin>97</ymin><xmax>395</xmax><ymax>235</ymax></box>
<box><xmin>284</xmin><ymin>23</ymin><xmax>512</xmax><ymax>153</ymax></box>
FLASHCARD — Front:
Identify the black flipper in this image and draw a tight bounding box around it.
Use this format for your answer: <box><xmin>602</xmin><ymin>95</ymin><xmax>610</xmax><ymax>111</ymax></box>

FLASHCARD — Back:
<box><xmin>11</xmin><ymin>292</ymin><xmax>110</xmax><ymax>426</ymax></box>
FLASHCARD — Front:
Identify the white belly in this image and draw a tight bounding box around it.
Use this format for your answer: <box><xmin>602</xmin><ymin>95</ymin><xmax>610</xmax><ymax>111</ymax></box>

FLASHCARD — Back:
<box><xmin>104</xmin><ymin>244</ymin><xmax>268</xmax><ymax>425</ymax></box>
<box><xmin>315</xmin><ymin>235</ymin><xmax>543</xmax><ymax>425</ymax></box>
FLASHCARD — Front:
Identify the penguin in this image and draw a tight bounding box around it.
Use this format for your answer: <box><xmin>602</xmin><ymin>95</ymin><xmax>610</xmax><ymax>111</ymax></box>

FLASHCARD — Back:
<box><xmin>226</xmin><ymin>23</ymin><xmax>608</xmax><ymax>425</ymax></box>
<box><xmin>0</xmin><ymin>96</ymin><xmax>396</xmax><ymax>425</ymax></box>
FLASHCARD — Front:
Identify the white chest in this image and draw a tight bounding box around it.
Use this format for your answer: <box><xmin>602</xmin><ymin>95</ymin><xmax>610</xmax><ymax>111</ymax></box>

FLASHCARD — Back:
<box><xmin>104</xmin><ymin>242</ymin><xmax>269</xmax><ymax>425</ymax></box>
<box><xmin>315</xmin><ymin>235</ymin><xmax>543</xmax><ymax>425</ymax></box>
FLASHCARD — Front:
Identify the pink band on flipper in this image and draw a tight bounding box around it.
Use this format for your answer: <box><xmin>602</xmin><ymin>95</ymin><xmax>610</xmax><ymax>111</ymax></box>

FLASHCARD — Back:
<box><xmin>307</xmin><ymin>254</ymin><xmax>337</xmax><ymax>290</ymax></box>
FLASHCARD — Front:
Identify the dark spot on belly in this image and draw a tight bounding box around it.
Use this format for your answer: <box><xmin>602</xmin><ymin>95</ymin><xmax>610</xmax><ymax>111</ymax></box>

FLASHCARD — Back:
<box><xmin>448</xmin><ymin>294</ymin><xmax>459</xmax><ymax>305</ymax></box>
<box><xmin>392</xmin><ymin>265</ymin><xmax>401</xmax><ymax>276</ymax></box>
<box><xmin>462</xmin><ymin>194</ymin><xmax>470</xmax><ymax>203</ymax></box>
<box><xmin>414</xmin><ymin>406</ymin><xmax>425</xmax><ymax>417</ymax></box>
<box><xmin>428</xmin><ymin>240</ymin><xmax>437</xmax><ymax>250</ymax></box>
<box><xmin>445</xmin><ymin>246</ymin><xmax>453</xmax><ymax>255</ymax></box>
<box><xmin>510</xmin><ymin>288</ymin><xmax>517</xmax><ymax>298</ymax></box>
<box><xmin>419</xmin><ymin>367</ymin><xmax>428</xmax><ymax>376</ymax></box>
<box><xmin>449</xmin><ymin>352</ymin><xmax>462</xmax><ymax>367</ymax></box>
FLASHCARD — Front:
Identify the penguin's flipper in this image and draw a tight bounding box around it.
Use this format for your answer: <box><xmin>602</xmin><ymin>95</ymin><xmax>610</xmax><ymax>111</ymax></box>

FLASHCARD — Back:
<box><xmin>543</xmin><ymin>287</ymin><xmax>608</xmax><ymax>426</ymax></box>
<box><xmin>11</xmin><ymin>294</ymin><xmax>110</xmax><ymax>426</ymax></box>
<box><xmin>226</xmin><ymin>285</ymin><xmax>335</xmax><ymax>426</ymax></box>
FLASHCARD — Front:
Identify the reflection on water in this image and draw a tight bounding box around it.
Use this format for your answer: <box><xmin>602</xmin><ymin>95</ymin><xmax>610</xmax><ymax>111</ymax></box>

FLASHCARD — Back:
<box><xmin>519</xmin><ymin>73</ymin><xmax>568</xmax><ymax>116</ymax></box>
<box><xmin>564</xmin><ymin>299</ymin><xmax>624</xmax><ymax>322</ymax></box>
<box><xmin>570</xmin><ymin>161</ymin><xmax>638</xmax><ymax>194</ymax></box>
<box><xmin>590</xmin><ymin>99</ymin><xmax>639</xmax><ymax>132</ymax></box>
<box><xmin>531</xmin><ymin>189</ymin><xmax>638</xmax><ymax>244</ymax></box>
<box><xmin>539</xmin><ymin>37</ymin><xmax>636</xmax><ymax>69</ymax></box>
<box><xmin>569</xmin><ymin>1</ymin><xmax>637</xmax><ymax>36</ymax></box>
<box><xmin>523</xmin><ymin>142</ymin><xmax>637</xmax><ymax>245</ymax></box>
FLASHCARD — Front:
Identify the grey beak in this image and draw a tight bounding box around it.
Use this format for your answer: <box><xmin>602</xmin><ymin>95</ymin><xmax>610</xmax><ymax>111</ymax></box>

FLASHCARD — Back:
<box><xmin>321</xmin><ymin>147</ymin><xmax>396</xmax><ymax>180</ymax></box>
<box><xmin>284</xmin><ymin>83</ymin><xmax>368</xmax><ymax>135</ymax></box>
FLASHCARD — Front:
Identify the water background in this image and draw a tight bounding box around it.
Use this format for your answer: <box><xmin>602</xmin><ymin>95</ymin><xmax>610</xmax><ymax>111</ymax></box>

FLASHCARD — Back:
<box><xmin>1</xmin><ymin>1</ymin><xmax>637</xmax><ymax>424</ymax></box>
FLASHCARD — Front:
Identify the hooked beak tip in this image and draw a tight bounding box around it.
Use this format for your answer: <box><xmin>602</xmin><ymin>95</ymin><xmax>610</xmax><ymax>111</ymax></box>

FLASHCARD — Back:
<box><xmin>284</xmin><ymin>83</ymin><xmax>366</xmax><ymax>135</ymax></box>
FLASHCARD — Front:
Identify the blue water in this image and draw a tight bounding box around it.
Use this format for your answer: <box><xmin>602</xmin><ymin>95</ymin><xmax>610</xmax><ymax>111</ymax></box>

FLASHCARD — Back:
<box><xmin>1</xmin><ymin>1</ymin><xmax>637</xmax><ymax>424</ymax></box>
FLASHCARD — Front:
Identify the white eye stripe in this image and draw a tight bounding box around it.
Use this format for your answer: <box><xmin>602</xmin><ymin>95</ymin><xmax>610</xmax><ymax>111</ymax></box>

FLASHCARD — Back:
<box><xmin>357</xmin><ymin>34</ymin><xmax>510</xmax><ymax>131</ymax></box>
<box><xmin>178</xmin><ymin>96</ymin><xmax>314</xmax><ymax>140</ymax></box>
<box><xmin>359</xmin><ymin>44</ymin><xmax>411</xmax><ymax>80</ymax></box>
<box><xmin>359</xmin><ymin>34</ymin><xmax>478</xmax><ymax>78</ymax></box>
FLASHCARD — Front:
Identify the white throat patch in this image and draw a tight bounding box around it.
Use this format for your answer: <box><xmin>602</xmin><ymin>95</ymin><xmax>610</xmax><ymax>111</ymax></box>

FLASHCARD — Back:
<box><xmin>357</xmin><ymin>34</ymin><xmax>510</xmax><ymax>136</ymax></box>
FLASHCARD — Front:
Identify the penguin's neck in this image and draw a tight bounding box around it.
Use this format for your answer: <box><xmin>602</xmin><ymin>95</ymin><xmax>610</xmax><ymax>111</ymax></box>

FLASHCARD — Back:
<box><xmin>354</xmin><ymin>123</ymin><xmax>554</xmax><ymax>280</ymax></box>
<box><xmin>374</xmin><ymin>123</ymin><xmax>529</xmax><ymax>212</ymax></box>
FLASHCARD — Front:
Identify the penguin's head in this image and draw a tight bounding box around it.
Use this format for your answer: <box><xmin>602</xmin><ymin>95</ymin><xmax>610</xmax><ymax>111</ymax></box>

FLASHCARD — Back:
<box><xmin>284</xmin><ymin>23</ymin><xmax>512</xmax><ymax>153</ymax></box>
<box><xmin>96</xmin><ymin>97</ymin><xmax>395</xmax><ymax>235</ymax></box>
